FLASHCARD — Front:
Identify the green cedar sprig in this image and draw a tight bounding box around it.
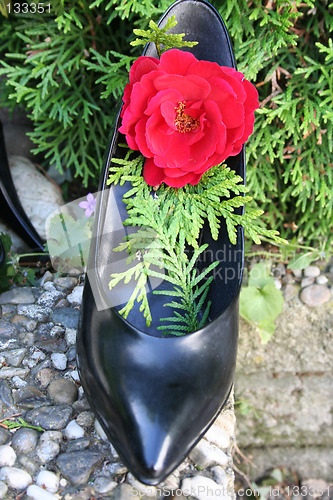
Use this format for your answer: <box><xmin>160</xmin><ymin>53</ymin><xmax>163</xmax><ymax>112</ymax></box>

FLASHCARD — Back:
<box><xmin>130</xmin><ymin>15</ymin><xmax>198</xmax><ymax>57</ymax></box>
<box><xmin>107</xmin><ymin>147</ymin><xmax>286</xmax><ymax>334</ymax></box>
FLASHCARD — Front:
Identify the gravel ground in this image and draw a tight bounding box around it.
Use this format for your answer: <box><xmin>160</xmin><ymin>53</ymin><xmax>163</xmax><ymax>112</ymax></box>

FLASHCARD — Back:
<box><xmin>0</xmin><ymin>272</ymin><xmax>236</xmax><ymax>500</ymax></box>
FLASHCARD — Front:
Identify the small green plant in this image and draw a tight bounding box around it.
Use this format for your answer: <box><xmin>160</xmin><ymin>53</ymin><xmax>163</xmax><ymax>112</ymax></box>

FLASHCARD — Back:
<box><xmin>240</xmin><ymin>262</ymin><xmax>284</xmax><ymax>343</ymax></box>
<box><xmin>0</xmin><ymin>232</ymin><xmax>46</xmax><ymax>292</ymax></box>
<box><xmin>0</xmin><ymin>416</ymin><xmax>44</xmax><ymax>432</ymax></box>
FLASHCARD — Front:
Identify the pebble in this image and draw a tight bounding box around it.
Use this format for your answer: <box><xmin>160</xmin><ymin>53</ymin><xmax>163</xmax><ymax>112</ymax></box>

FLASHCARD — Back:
<box><xmin>283</xmin><ymin>284</ymin><xmax>299</xmax><ymax>301</ymax></box>
<box><xmin>26</xmin><ymin>484</ymin><xmax>58</xmax><ymax>500</ymax></box>
<box><xmin>26</xmin><ymin>404</ymin><xmax>73</xmax><ymax>430</ymax></box>
<box><xmin>65</xmin><ymin>327</ymin><xmax>77</xmax><ymax>345</ymax></box>
<box><xmin>182</xmin><ymin>475</ymin><xmax>230</xmax><ymax>500</ymax></box>
<box><xmin>65</xmin><ymin>420</ymin><xmax>85</xmax><ymax>440</ymax></box>
<box><xmin>36</xmin><ymin>432</ymin><xmax>61</xmax><ymax>464</ymax></box>
<box><xmin>292</xmin><ymin>268</ymin><xmax>302</xmax><ymax>279</ymax></box>
<box><xmin>67</xmin><ymin>437</ymin><xmax>91</xmax><ymax>452</ymax></box>
<box><xmin>304</xmin><ymin>265</ymin><xmax>321</xmax><ymax>278</ymax></box>
<box><xmin>17</xmin><ymin>455</ymin><xmax>39</xmax><ymax>476</ymax></box>
<box><xmin>38</xmin><ymin>289</ymin><xmax>64</xmax><ymax>308</ymax></box>
<box><xmin>12</xmin><ymin>376</ymin><xmax>28</xmax><ymax>388</ymax></box>
<box><xmin>0</xmin><ymin>348</ymin><xmax>27</xmax><ymax>367</ymax></box>
<box><xmin>48</xmin><ymin>378</ymin><xmax>78</xmax><ymax>404</ymax></box>
<box><xmin>54</xmin><ymin>276</ymin><xmax>78</xmax><ymax>289</ymax></box>
<box><xmin>51</xmin><ymin>352</ymin><xmax>67</xmax><ymax>370</ymax></box>
<box><xmin>204</xmin><ymin>425</ymin><xmax>231</xmax><ymax>452</ymax></box>
<box><xmin>189</xmin><ymin>440</ymin><xmax>229</xmax><ymax>469</ymax></box>
<box><xmin>316</xmin><ymin>275</ymin><xmax>328</xmax><ymax>285</ymax></box>
<box><xmin>17</xmin><ymin>304</ymin><xmax>52</xmax><ymax>322</ymax></box>
<box><xmin>211</xmin><ymin>465</ymin><xmax>229</xmax><ymax>486</ymax></box>
<box><xmin>0</xmin><ymin>445</ymin><xmax>16</xmax><ymax>467</ymax></box>
<box><xmin>56</xmin><ymin>450</ymin><xmax>104</xmax><ymax>486</ymax></box>
<box><xmin>67</xmin><ymin>285</ymin><xmax>84</xmax><ymax>305</ymax></box>
<box><xmin>36</xmin><ymin>469</ymin><xmax>59</xmax><ymax>493</ymax></box>
<box><xmin>94</xmin><ymin>419</ymin><xmax>108</xmax><ymax>441</ymax></box>
<box><xmin>274</xmin><ymin>279</ymin><xmax>282</xmax><ymax>290</ymax></box>
<box><xmin>0</xmin><ymin>287</ymin><xmax>35</xmax><ymax>305</ymax></box>
<box><xmin>113</xmin><ymin>483</ymin><xmax>141</xmax><ymax>500</ymax></box>
<box><xmin>300</xmin><ymin>284</ymin><xmax>331</xmax><ymax>307</ymax></box>
<box><xmin>76</xmin><ymin>411</ymin><xmax>94</xmax><ymax>429</ymax></box>
<box><xmin>11</xmin><ymin>428</ymin><xmax>38</xmax><ymax>454</ymax></box>
<box><xmin>0</xmin><ymin>466</ymin><xmax>32</xmax><ymax>490</ymax></box>
<box><xmin>52</xmin><ymin>308</ymin><xmax>80</xmax><ymax>329</ymax></box>
<box><xmin>301</xmin><ymin>277</ymin><xmax>315</xmax><ymax>288</ymax></box>
<box><xmin>0</xmin><ymin>429</ymin><xmax>10</xmax><ymax>446</ymax></box>
<box><xmin>0</xmin><ymin>481</ymin><xmax>7</xmax><ymax>499</ymax></box>
<box><xmin>93</xmin><ymin>474</ymin><xmax>117</xmax><ymax>494</ymax></box>
<box><xmin>35</xmin><ymin>368</ymin><xmax>54</xmax><ymax>388</ymax></box>
<box><xmin>0</xmin><ymin>380</ymin><xmax>14</xmax><ymax>407</ymax></box>
<box><xmin>14</xmin><ymin>385</ymin><xmax>48</xmax><ymax>408</ymax></box>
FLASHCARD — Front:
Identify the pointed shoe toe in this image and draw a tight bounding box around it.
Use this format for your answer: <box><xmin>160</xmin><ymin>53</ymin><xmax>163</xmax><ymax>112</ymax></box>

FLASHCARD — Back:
<box><xmin>77</xmin><ymin>0</ymin><xmax>245</xmax><ymax>485</ymax></box>
<box><xmin>78</xmin><ymin>280</ymin><xmax>238</xmax><ymax>484</ymax></box>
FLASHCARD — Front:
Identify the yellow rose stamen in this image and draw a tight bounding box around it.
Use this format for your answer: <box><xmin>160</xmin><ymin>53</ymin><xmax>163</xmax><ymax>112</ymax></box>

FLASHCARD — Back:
<box><xmin>174</xmin><ymin>101</ymin><xmax>200</xmax><ymax>133</ymax></box>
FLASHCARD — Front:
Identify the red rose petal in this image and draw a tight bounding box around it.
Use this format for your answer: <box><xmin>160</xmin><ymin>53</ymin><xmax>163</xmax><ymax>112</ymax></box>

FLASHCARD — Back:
<box><xmin>145</xmin><ymin>88</ymin><xmax>182</xmax><ymax>116</ymax></box>
<box><xmin>146</xmin><ymin>114</ymin><xmax>173</xmax><ymax>156</ymax></box>
<box><xmin>154</xmin><ymin>74</ymin><xmax>211</xmax><ymax>100</ymax></box>
<box><xmin>143</xmin><ymin>158</ymin><xmax>165</xmax><ymax>186</ymax></box>
<box><xmin>159</xmin><ymin>48</ymin><xmax>197</xmax><ymax>75</ymax></box>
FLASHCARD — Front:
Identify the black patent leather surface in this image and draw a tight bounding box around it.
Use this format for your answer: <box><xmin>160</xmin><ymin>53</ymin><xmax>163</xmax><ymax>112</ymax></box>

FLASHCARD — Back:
<box><xmin>77</xmin><ymin>0</ymin><xmax>245</xmax><ymax>485</ymax></box>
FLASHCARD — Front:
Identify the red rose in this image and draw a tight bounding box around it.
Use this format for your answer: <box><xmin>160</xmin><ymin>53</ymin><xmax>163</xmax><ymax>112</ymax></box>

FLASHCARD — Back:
<box><xmin>119</xmin><ymin>49</ymin><xmax>259</xmax><ymax>188</ymax></box>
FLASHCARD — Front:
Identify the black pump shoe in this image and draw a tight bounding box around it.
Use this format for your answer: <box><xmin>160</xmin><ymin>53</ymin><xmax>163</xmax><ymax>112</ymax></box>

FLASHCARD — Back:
<box><xmin>77</xmin><ymin>0</ymin><xmax>244</xmax><ymax>485</ymax></box>
<box><xmin>0</xmin><ymin>122</ymin><xmax>45</xmax><ymax>252</ymax></box>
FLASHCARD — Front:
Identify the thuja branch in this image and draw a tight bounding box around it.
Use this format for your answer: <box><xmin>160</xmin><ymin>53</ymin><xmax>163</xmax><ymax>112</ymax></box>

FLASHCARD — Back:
<box><xmin>131</xmin><ymin>15</ymin><xmax>198</xmax><ymax>58</ymax></box>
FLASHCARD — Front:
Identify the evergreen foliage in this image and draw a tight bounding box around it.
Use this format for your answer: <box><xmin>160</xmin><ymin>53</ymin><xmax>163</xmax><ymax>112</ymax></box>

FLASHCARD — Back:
<box><xmin>107</xmin><ymin>147</ymin><xmax>284</xmax><ymax>334</ymax></box>
<box><xmin>0</xmin><ymin>0</ymin><xmax>332</xmax><ymax>250</ymax></box>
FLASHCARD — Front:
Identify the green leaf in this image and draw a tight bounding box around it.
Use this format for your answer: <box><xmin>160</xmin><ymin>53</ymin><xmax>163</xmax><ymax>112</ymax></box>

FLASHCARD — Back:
<box><xmin>248</xmin><ymin>262</ymin><xmax>274</xmax><ymax>288</ymax></box>
<box><xmin>287</xmin><ymin>251</ymin><xmax>319</xmax><ymax>270</ymax></box>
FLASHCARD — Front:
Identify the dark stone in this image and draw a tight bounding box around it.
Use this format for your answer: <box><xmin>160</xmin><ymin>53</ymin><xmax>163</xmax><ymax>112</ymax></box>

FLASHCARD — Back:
<box><xmin>0</xmin><ymin>320</ymin><xmax>18</xmax><ymax>349</ymax></box>
<box><xmin>52</xmin><ymin>308</ymin><xmax>80</xmax><ymax>329</ymax></box>
<box><xmin>0</xmin><ymin>427</ymin><xmax>11</xmax><ymax>445</ymax></box>
<box><xmin>0</xmin><ymin>381</ymin><xmax>14</xmax><ymax>408</ymax></box>
<box><xmin>14</xmin><ymin>385</ymin><xmax>49</xmax><ymax>409</ymax></box>
<box><xmin>66</xmin><ymin>438</ymin><xmax>91</xmax><ymax>452</ymax></box>
<box><xmin>56</xmin><ymin>449</ymin><xmax>104</xmax><ymax>486</ymax></box>
<box><xmin>26</xmin><ymin>405</ymin><xmax>73</xmax><ymax>430</ymax></box>
<box><xmin>35</xmin><ymin>338</ymin><xmax>67</xmax><ymax>353</ymax></box>
<box><xmin>48</xmin><ymin>378</ymin><xmax>78</xmax><ymax>405</ymax></box>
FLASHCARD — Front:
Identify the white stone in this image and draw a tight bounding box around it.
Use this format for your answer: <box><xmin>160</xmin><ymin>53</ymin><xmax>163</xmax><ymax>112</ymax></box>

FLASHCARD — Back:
<box><xmin>64</xmin><ymin>420</ymin><xmax>84</xmax><ymax>440</ymax></box>
<box><xmin>189</xmin><ymin>440</ymin><xmax>229</xmax><ymax>469</ymax></box>
<box><xmin>0</xmin><ymin>466</ymin><xmax>32</xmax><ymax>490</ymax></box>
<box><xmin>26</xmin><ymin>484</ymin><xmax>58</xmax><ymax>500</ymax></box>
<box><xmin>65</xmin><ymin>327</ymin><xmax>77</xmax><ymax>345</ymax></box>
<box><xmin>204</xmin><ymin>425</ymin><xmax>231</xmax><ymax>452</ymax></box>
<box><xmin>36</xmin><ymin>470</ymin><xmax>59</xmax><ymax>493</ymax></box>
<box><xmin>36</xmin><ymin>434</ymin><xmax>61</xmax><ymax>464</ymax></box>
<box><xmin>127</xmin><ymin>473</ymin><xmax>159</xmax><ymax>496</ymax></box>
<box><xmin>316</xmin><ymin>275</ymin><xmax>328</xmax><ymax>285</ymax></box>
<box><xmin>94</xmin><ymin>419</ymin><xmax>108</xmax><ymax>441</ymax></box>
<box><xmin>51</xmin><ymin>352</ymin><xmax>67</xmax><ymax>371</ymax></box>
<box><xmin>93</xmin><ymin>475</ymin><xmax>117</xmax><ymax>494</ymax></box>
<box><xmin>303</xmin><ymin>265</ymin><xmax>321</xmax><ymax>278</ymax></box>
<box><xmin>0</xmin><ymin>481</ymin><xmax>7</xmax><ymax>499</ymax></box>
<box><xmin>12</xmin><ymin>376</ymin><xmax>28</xmax><ymax>388</ymax></box>
<box><xmin>0</xmin><ymin>445</ymin><xmax>16</xmax><ymax>467</ymax></box>
<box><xmin>9</xmin><ymin>155</ymin><xmax>64</xmax><ymax>240</ymax></box>
<box><xmin>274</xmin><ymin>279</ymin><xmax>282</xmax><ymax>290</ymax></box>
<box><xmin>67</xmin><ymin>285</ymin><xmax>84</xmax><ymax>305</ymax></box>
<box><xmin>182</xmin><ymin>475</ymin><xmax>232</xmax><ymax>500</ymax></box>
